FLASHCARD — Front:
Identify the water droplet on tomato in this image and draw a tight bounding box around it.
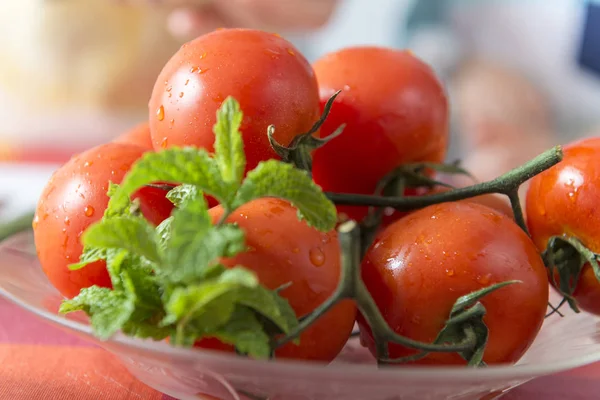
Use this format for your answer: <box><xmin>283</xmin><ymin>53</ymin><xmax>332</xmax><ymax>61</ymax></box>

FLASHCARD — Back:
<box><xmin>272</xmin><ymin>33</ymin><xmax>282</xmax><ymax>38</ymax></box>
<box><xmin>62</xmin><ymin>235</ymin><xmax>69</xmax><ymax>249</ymax></box>
<box><xmin>184</xmin><ymin>79</ymin><xmax>189</xmax><ymax>86</ymax></box>
<box><xmin>161</xmin><ymin>137</ymin><xmax>168</xmax><ymax>148</ymax></box>
<box><xmin>190</xmin><ymin>66</ymin><xmax>200</xmax><ymax>73</ymax></box>
<box><xmin>169</xmin><ymin>119</ymin><xmax>175</xmax><ymax>128</ymax></box>
<box><xmin>343</xmin><ymin>85</ymin><xmax>351</xmax><ymax>91</ymax></box>
<box><xmin>32</xmin><ymin>215</ymin><xmax>39</xmax><ymax>229</ymax></box>
<box><xmin>166</xmin><ymin>86</ymin><xmax>172</xmax><ymax>92</ymax></box>
<box><xmin>168</xmin><ymin>92</ymin><xmax>172</xmax><ymax>98</ymax></box>
<box><xmin>477</xmin><ymin>273</ymin><xmax>491</xmax><ymax>285</ymax></box>
<box><xmin>179</xmin><ymin>92</ymin><xmax>184</xmax><ymax>98</ymax></box>
<box><xmin>568</xmin><ymin>189</ymin><xmax>579</xmax><ymax>203</ymax></box>
<box><xmin>286</xmin><ymin>48</ymin><xmax>295</xmax><ymax>56</ymax></box>
<box><xmin>270</xmin><ymin>205</ymin><xmax>285</xmax><ymax>215</ymax></box>
<box><xmin>42</xmin><ymin>213</ymin><xmax>49</xmax><ymax>220</ymax></box>
<box><xmin>84</xmin><ymin>206</ymin><xmax>95</xmax><ymax>217</ymax></box>
<box><xmin>156</xmin><ymin>105</ymin><xmax>165</xmax><ymax>121</ymax></box>
<box><xmin>445</xmin><ymin>269</ymin><xmax>455</xmax><ymax>277</ymax></box>
<box><xmin>309</xmin><ymin>247</ymin><xmax>325</xmax><ymax>267</ymax></box>
<box><xmin>84</xmin><ymin>160</ymin><xmax>93</xmax><ymax>167</ymax></box>
<box><xmin>199</xmin><ymin>68</ymin><xmax>209</xmax><ymax>74</ymax></box>
<box><xmin>201</xmin><ymin>52</ymin><xmax>207</xmax><ymax>59</ymax></box>
<box><xmin>65</xmin><ymin>255</ymin><xmax>71</xmax><ymax>260</ymax></box>
<box><xmin>292</xmin><ymin>247</ymin><xmax>300</xmax><ymax>254</ymax></box>
<box><xmin>64</xmin><ymin>216</ymin><xmax>70</xmax><ymax>226</ymax></box>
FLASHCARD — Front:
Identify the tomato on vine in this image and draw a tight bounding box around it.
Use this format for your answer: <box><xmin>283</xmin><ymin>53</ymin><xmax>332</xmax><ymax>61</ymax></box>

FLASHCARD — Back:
<box><xmin>33</xmin><ymin>143</ymin><xmax>174</xmax><ymax>298</ymax></box>
<box><xmin>311</xmin><ymin>47</ymin><xmax>449</xmax><ymax>221</ymax></box>
<box><xmin>526</xmin><ymin>137</ymin><xmax>600</xmax><ymax>314</ymax></box>
<box><xmin>148</xmin><ymin>28</ymin><xmax>321</xmax><ymax>174</ymax></box>
<box><xmin>359</xmin><ymin>202</ymin><xmax>548</xmax><ymax>365</ymax></box>
<box><xmin>196</xmin><ymin>198</ymin><xmax>356</xmax><ymax>362</ymax></box>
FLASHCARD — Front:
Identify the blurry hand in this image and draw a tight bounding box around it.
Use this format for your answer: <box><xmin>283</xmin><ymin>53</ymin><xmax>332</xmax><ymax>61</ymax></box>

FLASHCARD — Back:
<box><xmin>121</xmin><ymin>0</ymin><xmax>338</xmax><ymax>39</ymax></box>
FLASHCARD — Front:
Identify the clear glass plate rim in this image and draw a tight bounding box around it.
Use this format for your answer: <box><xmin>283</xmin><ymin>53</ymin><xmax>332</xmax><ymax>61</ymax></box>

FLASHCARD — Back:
<box><xmin>2</xmin><ymin>232</ymin><xmax>600</xmax><ymax>382</ymax></box>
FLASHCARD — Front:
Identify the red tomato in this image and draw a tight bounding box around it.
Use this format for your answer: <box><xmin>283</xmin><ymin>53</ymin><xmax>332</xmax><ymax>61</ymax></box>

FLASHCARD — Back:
<box><xmin>359</xmin><ymin>202</ymin><xmax>548</xmax><ymax>365</ymax></box>
<box><xmin>196</xmin><ymin>198</ymin><xmax>356</xmax><ymax>362</ymax></box>
<box><xmin>113</xmin><ymin>123</ymin><xmax>153</xmax><ymax>150</ymax></box>
<box><xmin>33</xmin><ymin>142</ymin><xmax>174</xmax><ymax>299</ymax></box>
<box><xmin>428</xmin><ymin>186</ymin><xmax>514</xmax><ymax>218</ymax></box>
<box><xmin>526</xmin><ymin>137</ymin><xmax>600</xmax><ymax>314</ymax></box>
<box><xmin>312</xmin><ymin>47</ymin><xmax>449</xmax><ymax>221</ymax></box>
<box><xmin>148</xmin><ymin>28</ymin><xmax>320</xmax><ymax>173</ymax></box>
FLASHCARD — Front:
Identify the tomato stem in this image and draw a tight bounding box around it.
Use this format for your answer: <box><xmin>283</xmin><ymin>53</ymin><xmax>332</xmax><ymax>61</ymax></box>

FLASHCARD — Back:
<box><xmin>325</xmin><ymin>146</ymin><xmax>563</xmax><ymax>211</ymax></box>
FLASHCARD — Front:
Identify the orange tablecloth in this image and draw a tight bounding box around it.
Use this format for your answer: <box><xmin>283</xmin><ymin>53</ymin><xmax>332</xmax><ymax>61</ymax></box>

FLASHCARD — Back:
<box><xmin>2</xmin><ymin>297</ymin><xmax>600</xmax><ymax>400</ymax></box>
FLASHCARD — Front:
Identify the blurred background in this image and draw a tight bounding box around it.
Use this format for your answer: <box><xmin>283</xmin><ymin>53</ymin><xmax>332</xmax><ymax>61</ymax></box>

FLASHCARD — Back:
<box><xmin>1</xmin><ymin>0</ymin><xmax>600</xmax><ymax>217</ymax></box>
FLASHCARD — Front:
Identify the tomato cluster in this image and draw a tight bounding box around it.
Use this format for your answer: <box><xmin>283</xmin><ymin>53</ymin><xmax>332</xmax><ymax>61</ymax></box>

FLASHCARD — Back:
<box><xmin>31</xmin><ymin>28</ymin><xmax>594</xmax><ymax>367</ymax></box>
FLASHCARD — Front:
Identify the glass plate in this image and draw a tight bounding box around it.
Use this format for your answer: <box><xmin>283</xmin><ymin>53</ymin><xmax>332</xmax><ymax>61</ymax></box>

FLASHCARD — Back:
<box><xmin>2</xmin><ymin>232</ymin><xmax>600</xmax><ymax>400</ymax></box>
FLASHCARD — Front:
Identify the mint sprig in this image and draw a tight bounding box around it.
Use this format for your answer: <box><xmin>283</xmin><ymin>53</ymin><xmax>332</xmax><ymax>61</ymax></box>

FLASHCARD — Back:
<box><xmin>60</xmin><ymin>96</ymin><xmax>336</xmax><ymax>358</ymax></box>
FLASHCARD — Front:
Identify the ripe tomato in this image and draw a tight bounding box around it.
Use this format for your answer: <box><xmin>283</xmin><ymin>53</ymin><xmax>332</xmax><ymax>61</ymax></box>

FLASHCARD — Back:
<box><xmin>197</xmin><ymin>198</ymin><xmax>356</xmax><ymax>362</ymax></box>
<box><xmin>113</xmin><ymin>122</ymin><xmax>153</xmax><ymax>150</ymax></box>
<box><xmin>526</xmin><ymin>137</ymin><xmax>600</xmax><ymax>314</ymax></box>
<box><xmin>428</xmin><ymin>186</ymin><xmax>514</xmax><ymax>218</ymax></box>
<box><xmin>33</xmin><ymin>142</ymin><xmax>174</xmax><ymax>299</ymax></box>
<box><xmin>148</xmin><ymin>28</ymin><xmax>320</xmax><ymax>173</ymax></box>
<box><xmin>359</xmin><ymin>202</ymin><xmax>548</xmax><ymax>365</ymax></box>
<box><xmin>312</xmin><ymin>47</ymin><xmax>449</xmax><ymax>221</ymax></box>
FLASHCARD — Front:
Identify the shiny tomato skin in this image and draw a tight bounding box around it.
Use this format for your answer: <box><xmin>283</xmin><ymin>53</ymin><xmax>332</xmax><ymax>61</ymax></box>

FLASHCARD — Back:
<box><xmin>149</xmin><ymin>28</ymin><xmax>320</xmax><ymax>173</ymax></box>
<box><xmin>196</xmin><ymin>198</ymin><xmax>356</xmax><ymax>362</ymax></box>
<box><xmin>359</xmin><ymin>202</ymin><xmax>548</xmax><ymax>365</ymax></box>
<box><xmin>428</xmin><ymin>186</ymin><xmax>514</xmax><ymax>218</ymax></box>
<box><xmin>33</xmin><ymin>142</ymin><xmax>174</xmax><ymax>299</ymax></box>
<box><xmin>526</xmin><ymin>137</ymin><xmax>600</xmax><ymax>314</ymax></box>
<box><xmin>113</xmin><ymin>122</ymin><xmax>154</xmax><ymax>150</ymax></box>
<box><xmin>312</xmin><ymin>47</ymin><xmax>449</xmax><ymax>221</ymax></box>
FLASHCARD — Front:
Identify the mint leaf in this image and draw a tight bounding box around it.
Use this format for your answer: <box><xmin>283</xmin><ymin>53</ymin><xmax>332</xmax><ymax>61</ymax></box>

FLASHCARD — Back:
<box><xmin>163</xmin><ymin>267</ymin><xmax>298</xmax><ymax>356</ymax></box>
<box><xmin>166</xmin><ymin>184</ymin><xmax>196</xmax><ymax>207</ymax></box>
<box><xmin>122</xmin><ymin>321</ymin><xmax>170</xmax><ymax>340</ymax></box>
<box><xmin>206</xmin><ymin>306</ymin><xmax>271</xmax><ymax>358</ymax></box>
<box><xmin>115</xmin><ymin>147</ymin><xmax>236</xmax><ymax>208</ymax></box>
<box><xmin>233</xmin><ymin>160</ymin><xmax>337</xmax><ymax>231</ymax></box>
<box><xmin>163</xmin><ymin>225</ymin><xmax>246</xmax><ymax>284</ymax></box>
<box><xmin>163</xmin><ymin>187</ymin><xmax>245</xmax><ymax>283</ymax></box>
<box><xmin>69</xmin><ymin>246</ymin><xmax>106</xmax><ymax>271</ymax></box>
<box><xmin>155</xmin><ymin>216</ymin><xmax>173</xmax><ymax>252</ymax></box>
<box><xmin>163</xmin><ymin>267</ymin><xmax>258</xmax><ymax>327</ymax></box>
<box><xmin>82</xmin><ymin>216</ymin><xmax>161</xmax><ymax>264</ymax></box>
<box><xmin>60</xmin><ymin>286</ymin><xmax>135</xmax><ymax>340</ymax></box>
<box><xmin>214</xmin><ymin>97</ymin><xmax>246</xmax><ymax>185</ymax></box>
<box><xmin>236</xmin><ymin>286</ymin><xmax>298</xmax><ymax>335</ymax></box>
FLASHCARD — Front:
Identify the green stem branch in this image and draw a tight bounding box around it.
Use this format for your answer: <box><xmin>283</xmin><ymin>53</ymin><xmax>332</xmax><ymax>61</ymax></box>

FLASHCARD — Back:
<box><xmin>325</xmin><ymin>146</ymin><xmax>563</xmax><ymax>211</ymax></box>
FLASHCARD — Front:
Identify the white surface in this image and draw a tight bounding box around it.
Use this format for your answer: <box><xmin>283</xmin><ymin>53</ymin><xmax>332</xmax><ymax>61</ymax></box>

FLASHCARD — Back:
<box><xmin>0</xmin><ymin>163</ymin><xmax>58</xmax><ymax>222</ymax></box>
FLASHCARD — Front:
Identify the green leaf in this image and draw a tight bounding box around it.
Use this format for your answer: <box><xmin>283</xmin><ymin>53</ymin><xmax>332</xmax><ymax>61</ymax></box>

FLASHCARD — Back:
<box><xmin>155</xmin><ymin>216</ymin><xmax>173</xmax><ymax>253</ymax></box>
<box><xmin>236</xmin><ymin>286</ymin><xmax>298</xmax><ymax>335</ymax></box>
<box><xmin>233</xmin><ymin>160</ymin><xmax>336</xmax><ymax>231</ymax></box>
<box><xmin>69</xmin><ymin>246</ymin><xmax>106</xmax><ymax>271</ymax></box>
<box><xmin>122</xmin><ymin>321</ymin><xmax>171</xmax><ymax>340</ymax></box>
<box><xmin>214</xmin><ymin>97</ymin><xmax>246</xmax><ymax>185</ymax></box>
<box><xmin>60</xmin><ymin>286</ymin><xmax>135</xmax><ymax>340</ymax></box>
<box><xmin>166</xmin><ymin>185</ymin><xmax>196</xmax><ymax>207</ymax></box>
<box><xmin>163</xmin><ymin>267</ymin><xmax>297</xmax><ymax>354</ymax></box>
<box><xmin>82</xmin><ymin>216</ymin><xmax>161</xmax><ymax>264</ymax></box>
<box><xmin>114</xmin><ymin>147</ymin><xmax>236</xmax><ymax>207</ymax></box>
<box><xmin>163</xmin><ymin>187</ymin><xmax>246</xmax><ymax>283</ymax></box>
<box><xmin>206</xmin><ymin>307</ymin><xmax>271</xmax><ymax>358</ymax></box>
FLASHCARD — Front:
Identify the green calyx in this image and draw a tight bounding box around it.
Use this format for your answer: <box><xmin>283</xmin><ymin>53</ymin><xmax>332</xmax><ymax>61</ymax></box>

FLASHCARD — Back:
<box><xmin>543</xmin><ymin>235</ymin><xmax>600</xmax><ymax>314</ymax></box>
